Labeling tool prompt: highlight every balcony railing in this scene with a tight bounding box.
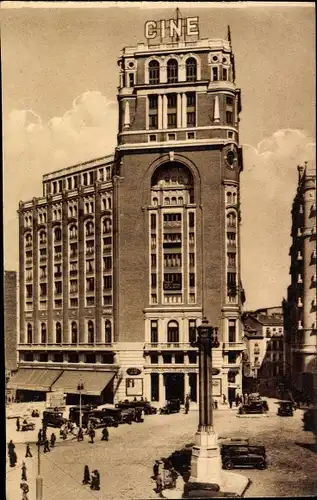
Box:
[18,342,114,351]
[144,342,197,350]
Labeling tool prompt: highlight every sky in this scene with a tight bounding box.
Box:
[1,1,316,310]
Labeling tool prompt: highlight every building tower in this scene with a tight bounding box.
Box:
[284,162,317,401]
[114,15,245,404]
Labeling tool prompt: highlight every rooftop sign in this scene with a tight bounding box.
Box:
[145,16,199,42]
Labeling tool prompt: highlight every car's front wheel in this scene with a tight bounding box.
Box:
[223,460,234,470]
[257,461,267,470]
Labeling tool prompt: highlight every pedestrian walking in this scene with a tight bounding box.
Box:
[82,465,90,485]
[222,394,227,405]
[155,472,163,493]
[50,433,56,448]
[184,394,190,414]
[20,482,29,500]
[9,450,17,467]
[153,460,159,480]
[95,470,100,491]
[170,468,178,488]
[101,427,109,441]
[235,393,240,407]
[25,444,32,458]
[16,417,20,432]
[89,428,95,444]
[42,427,47,441]
[77,427,84,441]
[8,440,15,456]
[37,429,42,444]
[90,470,97,490]
[229,399,233,409]
[43,438,50,453]
[21,461,27,481]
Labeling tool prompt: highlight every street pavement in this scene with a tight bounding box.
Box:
[6,399,317,499]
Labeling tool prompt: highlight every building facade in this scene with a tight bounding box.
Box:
[11,15,245,405]
[4,271,18,375]
[283,163,317,402]
[242,307,284,396]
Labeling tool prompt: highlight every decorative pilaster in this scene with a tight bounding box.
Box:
[213,96,220,124]
[123,100,130,130]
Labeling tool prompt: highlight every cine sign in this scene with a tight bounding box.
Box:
[145,17,199,40]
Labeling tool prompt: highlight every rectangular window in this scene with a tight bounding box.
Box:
[164,254,182,267]
[228,352,237,364]
[73,175,78,188]
[55,281,62,294]
[149,114,158,129]
[189,253,195,266]
[188,351,197,364]
[89,171,94,184]
[40,283,47,297]
[228,320,236,343]
[151,254,157,267]
[227,232,236,246]
[163,213,182,223]
[223,68,228,81]
[187,112,196,127]
[167,133,176,141]
[226,110,233,125]
[67,178,72,190]
[129,73,134,87]
[104,257,112,270]
[150,320,158,344]
[99,168,104,181]
[189,273,195,287]
[86,260,94,273]
[83,173,88,186]
[167,113,177,128]
[103,295,112,306]
[151,213,156,229]
[105,167,112,181]
[228,253,236,267]
[187,93,196,107]
[149,95,158,109]
[167,94,177,108]
[150,353,158,364]
[103,276,112,290]
[163,273,182,290]
[149,134,157,142]
[86,297,95,307]
[70,298,78,308]
[189,212,195,227]
[226,96,234,107]
[187,132,195,140]
[151,273,157,287]
[212,67,218,81]
[189,319,196,343]
[86,277,95,292]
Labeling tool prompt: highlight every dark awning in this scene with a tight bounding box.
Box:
[6,369,63,391]
[50,370,117,396]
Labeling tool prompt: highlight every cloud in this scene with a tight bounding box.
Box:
[241,128,315,309]
[3,91,118,271]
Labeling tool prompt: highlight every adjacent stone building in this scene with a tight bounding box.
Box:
[4,270,18,380]
[9,15,246,405]
[283,162,316,402]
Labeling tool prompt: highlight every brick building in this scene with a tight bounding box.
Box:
[9,15,245,405]
[4,270,18,377]
[283,163,316,402]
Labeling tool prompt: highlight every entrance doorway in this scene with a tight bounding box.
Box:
[228,387,236,404]
[165,373,184,403]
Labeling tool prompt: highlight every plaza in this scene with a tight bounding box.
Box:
[6,400,317,499]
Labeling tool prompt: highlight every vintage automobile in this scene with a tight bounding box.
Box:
[302,407,317,433]
[43,410,67,428]
[221,443,267,470]
[159,399,181,415]
[21,418,36,432]
[277,400,294,417]
[238,400,268,415]
[115,399,157,415]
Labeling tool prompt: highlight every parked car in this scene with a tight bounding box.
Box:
[239,400,268,415]
[43,410,66,428]
[115,400,157,415]
[221,444,267,470]
[277,400,294,417]
[303,407,317,433]
[159,399,181,415]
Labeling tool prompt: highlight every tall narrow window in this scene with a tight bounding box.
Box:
[88,321,94,344]
[212,67,218,81]
[129,73,134,87]
[151,320,158,344]
[151,214,156,230]
[228,320,236,343]
[167,59,178,83]
[71,322,78,344]
[186,58,197,82]
[56,322,62,344]
[27,323,32,344]
[148,95,158,130]
[105,320,112,344]
[41,323,47,344]
[187,92,196,127]
[167,93,177,128]
[149,60,160,84]
[167,321,179,343]
[226,96,234,125]
[189,320,196,344]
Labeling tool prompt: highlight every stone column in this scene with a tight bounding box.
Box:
[158,95,163,130]
[184,372,190,399]
[177,93,182,128]
[162,96,167,129]
[159,373,165,404]
[181,93,187,128]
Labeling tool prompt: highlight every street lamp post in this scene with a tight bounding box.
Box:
[36,442,43,500]
[77,381,84,429]
[189,317,222,486]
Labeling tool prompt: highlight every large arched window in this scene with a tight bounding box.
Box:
[167,59,178,83]
[27,323,32,344]
[88,320,94,344]
[56,322,62,344]
[167,320,179,344]
[149,60,160,84]
[105,320,112,344]
[41,323,47,344]
[186,57,197,82]
[71,322,78,344]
